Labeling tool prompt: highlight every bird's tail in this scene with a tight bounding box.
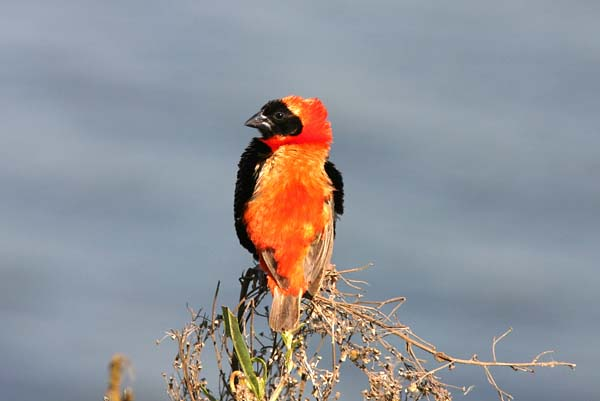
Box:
[269,286,301,332]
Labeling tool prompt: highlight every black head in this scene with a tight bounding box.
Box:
[244,100,303,138]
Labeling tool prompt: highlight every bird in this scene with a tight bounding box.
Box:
[234,95,344,332]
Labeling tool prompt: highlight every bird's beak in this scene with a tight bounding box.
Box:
[245,112,271,130]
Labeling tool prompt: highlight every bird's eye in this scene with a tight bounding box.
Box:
[274,112,285,120]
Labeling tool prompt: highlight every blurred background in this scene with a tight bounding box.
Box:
[2,1,598,400]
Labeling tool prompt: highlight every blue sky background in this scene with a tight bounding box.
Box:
[1,1,598,400]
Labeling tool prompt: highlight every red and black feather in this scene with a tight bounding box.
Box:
[234,138,271,257]
[234,143,344,258]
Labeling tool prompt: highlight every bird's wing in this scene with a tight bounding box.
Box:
[259,249,289,291]
[304,199,336,296]
[324,160,344,237]
[234,138,272,257]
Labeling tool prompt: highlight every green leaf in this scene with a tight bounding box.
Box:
[198,383,218,401]
[222,307,264,399]
[281,331,295,373]
[252,356,268,389]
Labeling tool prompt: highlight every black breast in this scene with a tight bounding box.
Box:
[234,138,272,257]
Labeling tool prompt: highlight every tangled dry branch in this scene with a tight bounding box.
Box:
[159,265,575,401]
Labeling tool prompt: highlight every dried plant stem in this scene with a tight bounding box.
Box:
[160,265,575,401]
[104,354,133,401]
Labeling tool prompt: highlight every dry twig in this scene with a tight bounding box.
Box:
[160,265,575,401]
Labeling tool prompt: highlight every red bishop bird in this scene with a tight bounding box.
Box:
[234,95,344,332]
